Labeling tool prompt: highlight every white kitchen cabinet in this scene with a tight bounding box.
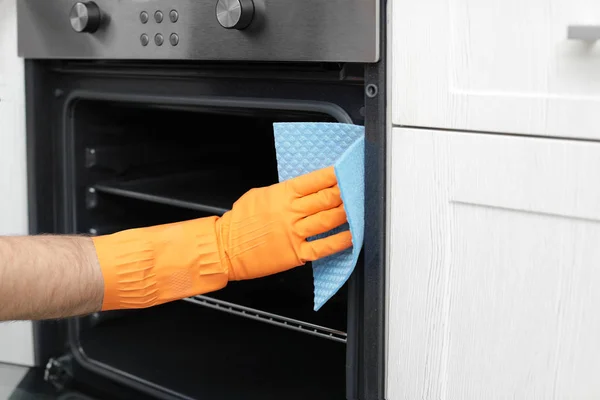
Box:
[391,0,600,139]
[387,127,600,399]
[0,0,35,367]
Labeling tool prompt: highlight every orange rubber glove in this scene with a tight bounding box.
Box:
[92,166,352,311]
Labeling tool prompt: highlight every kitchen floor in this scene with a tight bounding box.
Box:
[0,363,28,399]
[1,363,127,400]
[0,363,92,400]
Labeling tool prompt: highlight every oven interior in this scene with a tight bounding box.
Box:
[68,98,351,399]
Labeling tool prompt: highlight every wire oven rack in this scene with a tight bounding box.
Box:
[183,296,347,343]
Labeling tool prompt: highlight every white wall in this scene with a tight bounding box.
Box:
[0,0,36,367]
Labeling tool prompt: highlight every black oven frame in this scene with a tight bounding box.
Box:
[22,5,387,398]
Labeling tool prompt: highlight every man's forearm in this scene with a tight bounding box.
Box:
[0,167,350,321]
[0,235,103,321]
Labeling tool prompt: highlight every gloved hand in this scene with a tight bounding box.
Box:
[93,166,352,311]
[218,165,351,281]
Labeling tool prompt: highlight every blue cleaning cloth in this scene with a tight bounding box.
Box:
[273,122,365,311]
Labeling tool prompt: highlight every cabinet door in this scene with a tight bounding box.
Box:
[391,0,600,140]
[387,128,600,399]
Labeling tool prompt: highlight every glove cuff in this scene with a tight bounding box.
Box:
[215,211,235,280]
[92,216,229,311]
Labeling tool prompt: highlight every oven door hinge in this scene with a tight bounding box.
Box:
[44,354,74,391]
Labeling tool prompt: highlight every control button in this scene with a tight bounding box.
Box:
[70,1,102,33]
[140,11,149,24]
[154,33,164,46]
[216,0,254,30]
[154,10,163,23]
[140,34,149,46]
[169,10,179,22]
[169,33,179,46]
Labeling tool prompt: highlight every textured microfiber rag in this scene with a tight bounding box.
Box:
[273,122,364,311]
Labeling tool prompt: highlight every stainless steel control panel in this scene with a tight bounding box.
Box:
[17,0,379,62]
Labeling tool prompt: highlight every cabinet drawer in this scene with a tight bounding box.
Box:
[388,128,600,398]
[391,0,600,140]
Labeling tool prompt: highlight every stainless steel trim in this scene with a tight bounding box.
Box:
[183,295,348,343]
[567,25,600,41]
[17,0,379,62]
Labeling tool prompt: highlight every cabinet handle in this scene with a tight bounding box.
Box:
[567,25,600,41]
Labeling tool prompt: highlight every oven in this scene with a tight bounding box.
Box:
[17,1,386,399]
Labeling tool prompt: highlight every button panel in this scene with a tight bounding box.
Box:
[139,8,179,47]
[18,0,379,62]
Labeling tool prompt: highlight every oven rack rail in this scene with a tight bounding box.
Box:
[183,295,347,343]
[89,175,234,216]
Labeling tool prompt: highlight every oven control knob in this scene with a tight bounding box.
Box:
[70,1,102,33]
[216,0,254,30]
